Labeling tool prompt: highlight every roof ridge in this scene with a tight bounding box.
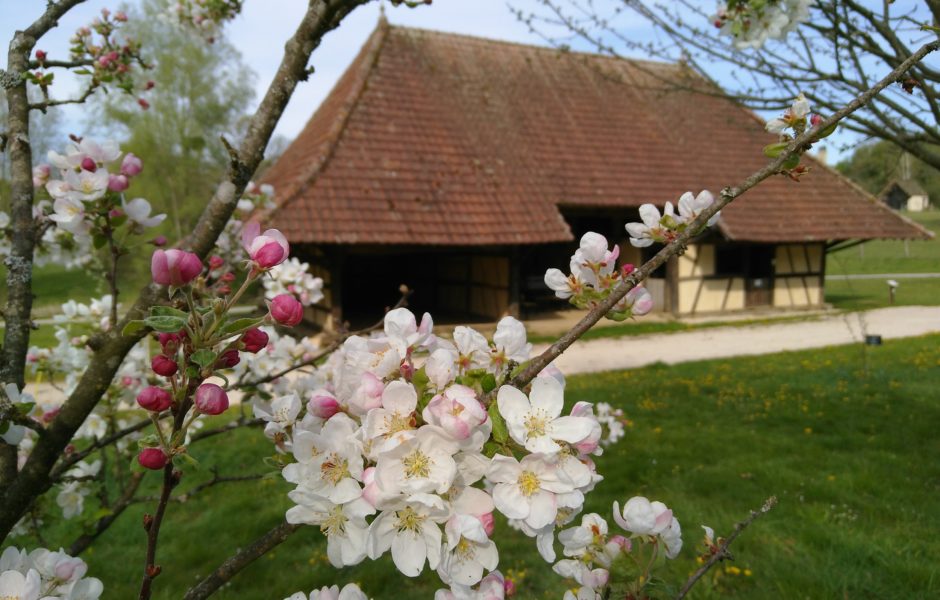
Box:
[385,22,682,69]
[266,20,391,219]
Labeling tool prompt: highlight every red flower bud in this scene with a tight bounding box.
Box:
[151,354,178,377]
[220,272,236,282]
[269,294,303,327]
[145,80,155,90]
[194,383,229,415]
[158,332,180,354]
[621,263,636,276]
[217,285,231,295]
[80,157,97,172]
[36,50,47,63]
[137,386,172,412]
[208,255,224,270]
[308,392,340,419]
[138,448,167,470]
[121,153,143,177]
[241,328,269,353]
[138,98,150,110]
[216,349,240,368]
[151,235,168,247]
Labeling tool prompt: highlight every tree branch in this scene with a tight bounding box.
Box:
[675,496,778,600]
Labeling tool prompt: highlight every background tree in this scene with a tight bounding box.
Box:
[837,140,940,201]
[94,0,256,240]
[516,1,940,171]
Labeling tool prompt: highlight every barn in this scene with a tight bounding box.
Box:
[260,19,931,327]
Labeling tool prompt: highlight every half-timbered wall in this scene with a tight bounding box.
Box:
[773,243,825,307]
[676,245,746,314]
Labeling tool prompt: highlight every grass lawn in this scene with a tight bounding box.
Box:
[17,334,940,599]
[825,277,940,311]
[827,211,940,276]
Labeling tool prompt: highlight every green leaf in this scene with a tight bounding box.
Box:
[92,234,108,249]
[481,373,497,394]
[763,142,789,158]
[782,154,801,171]
[151,306,189,319]
[817,123,838,139]
[122,320,147,337]
[173,452,200,470]
[218,317,265,337]
[488,401,509,444]
[190,349,217,369]
[143,315,187,332]
[73,68,92,75]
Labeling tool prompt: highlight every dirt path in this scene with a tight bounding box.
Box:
[542,306,940,375]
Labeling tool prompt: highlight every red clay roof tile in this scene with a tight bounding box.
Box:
[262,23,931,245]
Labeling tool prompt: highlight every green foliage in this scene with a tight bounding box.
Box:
[836,140,940,201]
[90,0,256,241]
[16,336,940,598]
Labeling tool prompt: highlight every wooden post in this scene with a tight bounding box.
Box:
[508,246,521,318]
[328,247,345,331]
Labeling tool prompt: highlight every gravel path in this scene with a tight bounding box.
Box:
[543,306,940,375]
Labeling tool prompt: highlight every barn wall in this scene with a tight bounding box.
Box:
[676,244,745,314]
[469,255,510,320]
[773,243,824,307]
[908,194,930,211]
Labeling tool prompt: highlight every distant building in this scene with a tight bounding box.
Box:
[879,179,930,212]
[261,20,931,326]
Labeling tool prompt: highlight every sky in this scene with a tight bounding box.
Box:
[0,0,921,164]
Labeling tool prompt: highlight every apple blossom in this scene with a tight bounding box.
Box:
[367,492,449,577]
[422,385,487,442]
[151,249,203,286]
[286,491,374,568]
[374,425,458,498]
[122,197,166,228]
[121,152,143,176]
[496,377,595,454]
[242,221,290,269]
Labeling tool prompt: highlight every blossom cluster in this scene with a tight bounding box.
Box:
[0,546,103,599]
[551,496,683,599]
[285,583,369,600]
[130,220,311,470]
[165,0,243,42]
[251,307,628,597]
[711,0,811,49]
[625,191,721,250]
[763,94,834,180]
[544,232,653,321]
[65,8,152,106]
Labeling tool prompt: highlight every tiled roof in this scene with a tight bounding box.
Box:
[263,22,931,245]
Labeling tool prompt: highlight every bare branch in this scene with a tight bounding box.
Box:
[675,496,778,599]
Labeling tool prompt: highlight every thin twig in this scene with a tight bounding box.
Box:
[675,496,778,599]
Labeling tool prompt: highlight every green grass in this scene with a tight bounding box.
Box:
[828,211,940,275]
[528,314,822,345]
[13,336,940,599]
[825,277,940,311]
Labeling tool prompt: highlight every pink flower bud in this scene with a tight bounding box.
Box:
[361,466,379,507]
[195,383,229,415]
[220,272,236,282]
[115,11,128,22]
[609,534,632,553]
[308,391,340,419]
[151,354,178,377]
[151,249,202,286]
[216,348,240,368]
[269,294,303,327]
[54,556,85,582]
[109,208,123,218]
[208,255,224,270]
[810,113,823,127]
[479,512,495,536]
[151,235,167,247]
[121,153,143,177]
[242,222,289,269]
[138,448,167,470]
[80,157,97,172]
[241,328,269,353]
[137,386,172,411]
[622,263,635,276]
[35,50,47,62]
[504,578,516,597]
[32,164,50,187]
[217,285,231,295]
[108,174,129,192]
